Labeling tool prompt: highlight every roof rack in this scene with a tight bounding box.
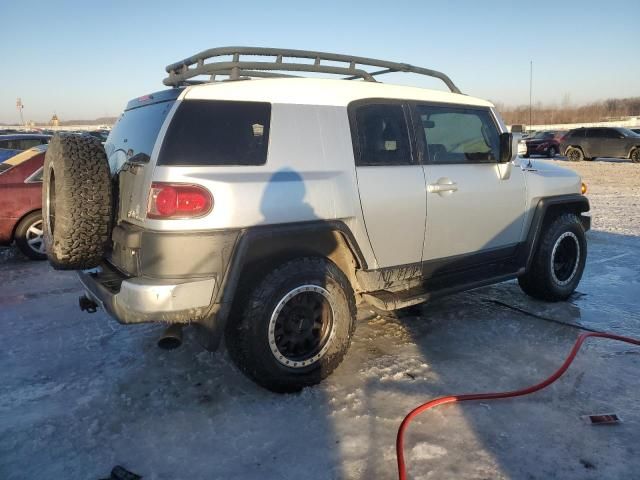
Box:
[163,46,462,94]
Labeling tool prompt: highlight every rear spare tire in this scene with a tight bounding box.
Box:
[42,134,112,270]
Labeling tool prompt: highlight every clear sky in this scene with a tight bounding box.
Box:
[1,0,638,123]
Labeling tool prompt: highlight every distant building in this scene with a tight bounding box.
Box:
[50,113,59,127]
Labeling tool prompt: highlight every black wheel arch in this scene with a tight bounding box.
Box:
[522,194,590,271]
[196,220,365,351]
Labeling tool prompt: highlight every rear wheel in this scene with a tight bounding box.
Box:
[14,211,46,260]
[518,213,587,301]
[566,147,584,162]
[226,257,356,393]
[631,148,640,163]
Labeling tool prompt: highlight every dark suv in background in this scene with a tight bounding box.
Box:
[560,127,640,162]
[523,130,565,158]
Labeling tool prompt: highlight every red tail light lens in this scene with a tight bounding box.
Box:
[147,182,213,219]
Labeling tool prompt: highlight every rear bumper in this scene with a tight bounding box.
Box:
[77,262,216,325]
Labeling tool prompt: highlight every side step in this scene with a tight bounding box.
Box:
[363,286,433,311]
[362,269,524,311]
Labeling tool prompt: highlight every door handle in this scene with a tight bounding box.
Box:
[427,179,458,194]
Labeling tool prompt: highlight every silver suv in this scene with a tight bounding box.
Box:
[42,47,591,392]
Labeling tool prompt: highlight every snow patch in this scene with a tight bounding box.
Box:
[410,442,448,461]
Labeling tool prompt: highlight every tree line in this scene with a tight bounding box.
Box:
[494,97,640,125]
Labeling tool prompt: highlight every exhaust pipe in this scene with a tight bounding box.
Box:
[157,324,183,350]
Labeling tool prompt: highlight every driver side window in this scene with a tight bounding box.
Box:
[416,105,499,164]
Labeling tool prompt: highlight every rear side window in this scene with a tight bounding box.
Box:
[417,105,499,164]
[569,129,585,138]
[159,100,271,166]
[106,100,175,172]
[352,103,412,166]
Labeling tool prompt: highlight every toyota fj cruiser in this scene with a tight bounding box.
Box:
[42,47,590,392]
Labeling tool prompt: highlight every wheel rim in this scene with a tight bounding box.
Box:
[568,148,580,161]
[549,147,556,157]
[550,232,580,286]
[47,168,56,234]
[632,150,640,162]
[268,285,335,368]
[25,219,45,254]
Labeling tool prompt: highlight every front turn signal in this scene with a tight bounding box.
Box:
[581,182,587,195]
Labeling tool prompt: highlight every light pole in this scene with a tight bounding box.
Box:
[16,98,25,127]
[529,61,533,130]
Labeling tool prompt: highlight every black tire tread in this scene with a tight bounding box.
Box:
[226,257,356,393]
[43,134,111,270]
[518,213,586,301]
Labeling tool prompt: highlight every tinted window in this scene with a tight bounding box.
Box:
[353,104,412,166]
[603,129,623,138]
[417,105,499,164]
[27,167,44,182]
[569,129,585,138]
[159,100,270,166]
[106,100,175,173]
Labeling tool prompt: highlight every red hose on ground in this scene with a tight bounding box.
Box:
[396,332,640,480]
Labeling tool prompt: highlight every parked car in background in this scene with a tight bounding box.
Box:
[0,145,47,259]
[523,130,566,158]
[0,134,51,162]
[560,127,640,162]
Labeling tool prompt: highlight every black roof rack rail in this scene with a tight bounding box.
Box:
[163,46,462,94]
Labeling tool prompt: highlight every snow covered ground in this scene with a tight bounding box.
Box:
[1,158,639,479]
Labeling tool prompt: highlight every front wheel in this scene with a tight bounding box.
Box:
[226,257,356,393]
[631,148,640,163]
[547,146,557,158]
[518,213,587,301]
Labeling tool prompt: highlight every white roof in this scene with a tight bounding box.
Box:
[183,78,493,108]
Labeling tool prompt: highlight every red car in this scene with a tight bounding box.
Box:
[0,146,47,259]
[523,130,567,158]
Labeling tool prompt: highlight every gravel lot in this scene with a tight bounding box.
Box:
[1,158,639,480]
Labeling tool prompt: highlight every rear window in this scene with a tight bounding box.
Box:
[158,100,271,166]
[105,100,175,173]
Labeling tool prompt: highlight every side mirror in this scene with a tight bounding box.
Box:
[499,132,514,163]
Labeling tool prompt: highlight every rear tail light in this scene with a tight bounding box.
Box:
[147,182,213,219]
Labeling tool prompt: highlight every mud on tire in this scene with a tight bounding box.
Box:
[226,257,357,393]
[42,134,112,270]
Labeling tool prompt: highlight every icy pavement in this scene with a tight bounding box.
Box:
[1,160,639,479]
